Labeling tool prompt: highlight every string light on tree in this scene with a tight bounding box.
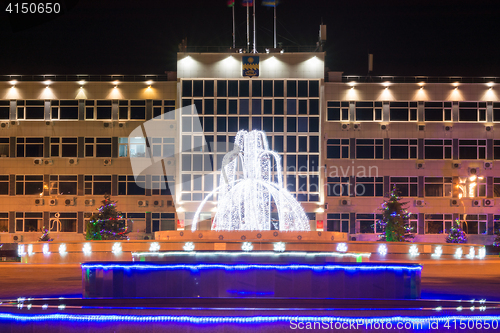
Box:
[85,194,131,241]
[378,187,414,242]
[446,219,468,244]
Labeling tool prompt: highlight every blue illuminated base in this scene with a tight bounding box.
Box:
[82,261,421,299]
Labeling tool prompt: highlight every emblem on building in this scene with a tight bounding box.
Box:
[242,56,259,77]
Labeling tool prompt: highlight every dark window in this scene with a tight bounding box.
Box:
[263,80,273,97]
[356,139,383,159]
[252,80,261,97]
[182,80,192,97]
[239,80,249,97]
[287,80,296,97]
[309,81,319,97]
[274,80,284,97]
[193,80,203,97]
[217,80,227,97]
[298,81,308,97]
[390,177,418,197]
[204,81,214,97]
[327,177,349,197]
[327,139,349,159]
[228,80,238,97]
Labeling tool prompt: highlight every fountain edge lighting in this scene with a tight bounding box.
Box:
[80,263,421,271]
[1,313,500,325]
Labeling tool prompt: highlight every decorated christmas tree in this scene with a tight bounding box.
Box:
[85,195,131,240]
[445,219,468,243]
[378,187,414,242]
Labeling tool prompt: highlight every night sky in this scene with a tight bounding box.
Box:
[1,0,499,76]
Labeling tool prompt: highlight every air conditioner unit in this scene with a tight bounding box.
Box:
[166,200,173,207]
[416,162,425,169]
[33,158,43,165]
[153,200,163,207]
[118,122,126,128]
[10,120,20,126]
[49,199,57,206]
[68,158,78,165]
[485,126,493,132]
[380,124,389,130]
[103,159,112,166]
[45,121,53,126]
[414,199,426,207]
[34,198,44,206]
[452,162,461,169]
[44,159,53,165]
[12,235,23,242]
[450,199,459,207]
[352,123,361,131]
[103,121,113,128]
[418,125,425,131]
[472,200,481,207]
[84,199,95,206]
[339,199,351,206]
[483,199,494,207]
[484,162,493,170]
[64,198,76,206]
[137,200,148,207]
[468,167,479,175]
[0,122,9,128]
[444,125,453,132]
[341,123,350,131]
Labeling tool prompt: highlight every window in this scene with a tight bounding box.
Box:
[424,139,452,159]
[16,137,43,157]
[49,175,77,195]
[355,177,383,196]
[425,214,453,234]
[390,177,418,197]
[494,178,500,197]
[493,140,500,160]
[152,213,176,232]
[0,212,8,232]
[0,138,9,157]
[119,137,128,157]
[424,177,452,197]
[390,139,417,159]
[459,139,486,159]
[494,215,500,234]
[327,101,349,121]
[493,102,500,122]
[357,213,383,233]
[355,101,382,121]
[0,100,9,120]
[16,212,43,232]
[153,100,176,119]
[16,175,43,195]
[327,213,349,232]
[85,138,112,157]
[129,137,146,158]
[119,100,146,120]
[356,139,383,159]
[327,177,350,197]
[50,137,78,157]
[459,102,486,122]
[408,214,418,235]
[18,100,44,120]
[52,100,79,120]
[50,212,77,232]
[152,175,175,195]
[390,101,417,121]
[0,175,8,195]
[118,175,146,195]
[84,175,111,195]
[424,102,452,121]
[459,214,487,235]
[122,213,145,233]
[149,138,175,157]
[85,100,112,120]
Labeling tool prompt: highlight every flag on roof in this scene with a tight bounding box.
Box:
[242,0,253,6]
[227,0,235,7]
[262,0,279,6]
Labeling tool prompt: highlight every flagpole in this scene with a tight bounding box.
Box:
[232,5,235,49]
[274,5,276,48]
[252,0,256,53]
[247,4,250,53]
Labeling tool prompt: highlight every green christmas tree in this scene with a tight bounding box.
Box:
[446,219,468,243]
[85,195,131,240]
[378,187,414,242]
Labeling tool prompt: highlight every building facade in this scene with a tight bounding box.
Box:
[0,52,499,244]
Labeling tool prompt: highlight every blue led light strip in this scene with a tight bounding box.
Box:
[81,263,421,272]
[0,313,499,324]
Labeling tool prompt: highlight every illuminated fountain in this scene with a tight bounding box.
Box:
[192,130,310,232]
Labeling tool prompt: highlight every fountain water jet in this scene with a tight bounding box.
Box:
[191,130,310,232]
